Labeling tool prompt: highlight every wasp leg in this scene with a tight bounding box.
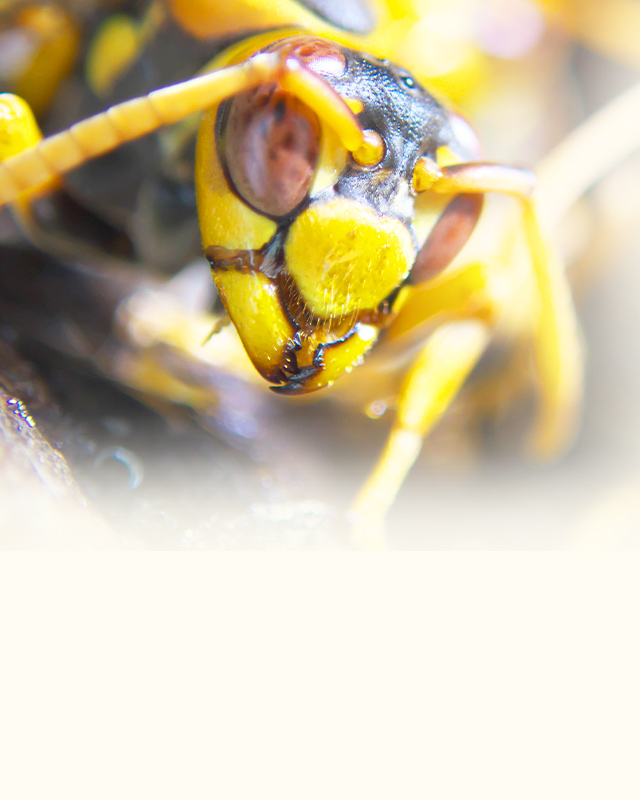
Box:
[520,195,582,458]
[415,158,583,458]
[384,262,496,346]
[0,92,62,243]
[535,79,640,227]
[0,93,120,262]
[350,319,491,548]
[348,159,582,543]
[0,50,363,207]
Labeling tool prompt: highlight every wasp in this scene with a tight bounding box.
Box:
[0,0,638,545]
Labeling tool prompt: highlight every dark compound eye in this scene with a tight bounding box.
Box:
[221,85,321,218]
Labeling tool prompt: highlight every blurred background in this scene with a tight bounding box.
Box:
[1,0,639,548]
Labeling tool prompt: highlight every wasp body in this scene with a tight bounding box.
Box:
[1,0,638,545]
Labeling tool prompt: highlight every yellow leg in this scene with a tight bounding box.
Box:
[521,196,583,457]
[350,319,490,547]
[413,158,583,460]
[0,47,363,207]
[0,94,80,254]
[384,262,496,346]
[349,158,583,544]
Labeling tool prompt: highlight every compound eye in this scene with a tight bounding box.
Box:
[222,86,321,219]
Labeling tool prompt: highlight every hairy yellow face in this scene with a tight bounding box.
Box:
[284,197,415,319]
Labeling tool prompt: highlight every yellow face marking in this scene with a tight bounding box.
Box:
[212,269,295,381]
[285,196,415,319]
[300,323,379,392]
[196,106,277,251]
